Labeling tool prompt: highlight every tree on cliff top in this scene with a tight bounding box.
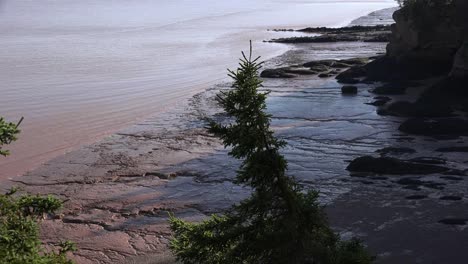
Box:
[0,116,76,264]
[169,43,373,264]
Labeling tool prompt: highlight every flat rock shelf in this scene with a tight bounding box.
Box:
[3,7,468,264]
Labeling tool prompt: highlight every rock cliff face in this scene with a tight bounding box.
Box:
[451,41,468,78]
[356,0,468,82]
[389,0,468,78]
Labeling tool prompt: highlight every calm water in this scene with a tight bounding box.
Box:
[0,0,396,178]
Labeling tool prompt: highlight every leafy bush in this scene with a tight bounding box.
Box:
[169,43,374,264]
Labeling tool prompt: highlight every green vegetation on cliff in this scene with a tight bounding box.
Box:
[169,44,373,264]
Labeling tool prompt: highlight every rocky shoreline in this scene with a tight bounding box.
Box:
[3,5,468,264]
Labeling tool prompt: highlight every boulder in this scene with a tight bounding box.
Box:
[336,66,366,81]
[366,99,388,106]
[341,86,358,94]
[385,101,453,117]
[399,117,468,136]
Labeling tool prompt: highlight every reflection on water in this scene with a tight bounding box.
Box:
[0,0,396,178]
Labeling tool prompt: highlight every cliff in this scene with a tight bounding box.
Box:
[387,0,468,79]
[343,0,468,82]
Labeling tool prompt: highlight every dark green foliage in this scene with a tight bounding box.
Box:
[0,116,75,263]
[0,117,22,156]
[169,43,373,264]
[0,188,75,264]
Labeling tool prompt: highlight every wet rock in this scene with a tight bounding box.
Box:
[340,57,370,66]
[318,73,331,78]
[371,176,389,181]
[406,195,428,200]
[436,146,468,152]
[397,178,446,190]
[270,31,390,44]
[347,156,450,175]
[333,62,352,68]
[371,84,407,95]
[336,66,366,82]
[409,157,446,165]
[298,25,390,34]
[303,60,335,68]
[341,85,358,94]
[403,185,422,191]
[145,172,177,180]
[450,41,468,78]
[397,178,425,186]
[399,117,468,136]
[385,101,453,117]
[440,176,463,181]
[376,147,416,156]
[284,68,317,75]
[439,218,468,226]
[374,96,391,101]
[360,180,375,185]
[309,65,331,73]
[337,78,360,84]
[260,68,296,78]
[366,99,388,106]
[364,55,452,82]
[442,169,467,176]
[440,196,463,201]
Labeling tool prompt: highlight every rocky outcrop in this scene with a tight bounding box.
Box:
[386,3,461,69]
[347,156,450,175]
[260,58,368,79]
[451,41,468,78]
[269,25,391,44]
[340,0,468,83]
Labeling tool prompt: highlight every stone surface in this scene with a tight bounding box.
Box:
[399,117,468,136]
[341,85,358,94]
[347,156,450,175]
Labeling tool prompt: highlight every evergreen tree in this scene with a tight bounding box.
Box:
[0,117,22,157]
[0,116,76,263]
[169,43,373,264]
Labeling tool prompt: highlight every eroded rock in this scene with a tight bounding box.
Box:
[347,156,450,175]
[399,117,468,136]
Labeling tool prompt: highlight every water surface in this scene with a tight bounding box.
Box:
[0,0,396,178]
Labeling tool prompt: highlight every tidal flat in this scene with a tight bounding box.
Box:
[2,5,468,264]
